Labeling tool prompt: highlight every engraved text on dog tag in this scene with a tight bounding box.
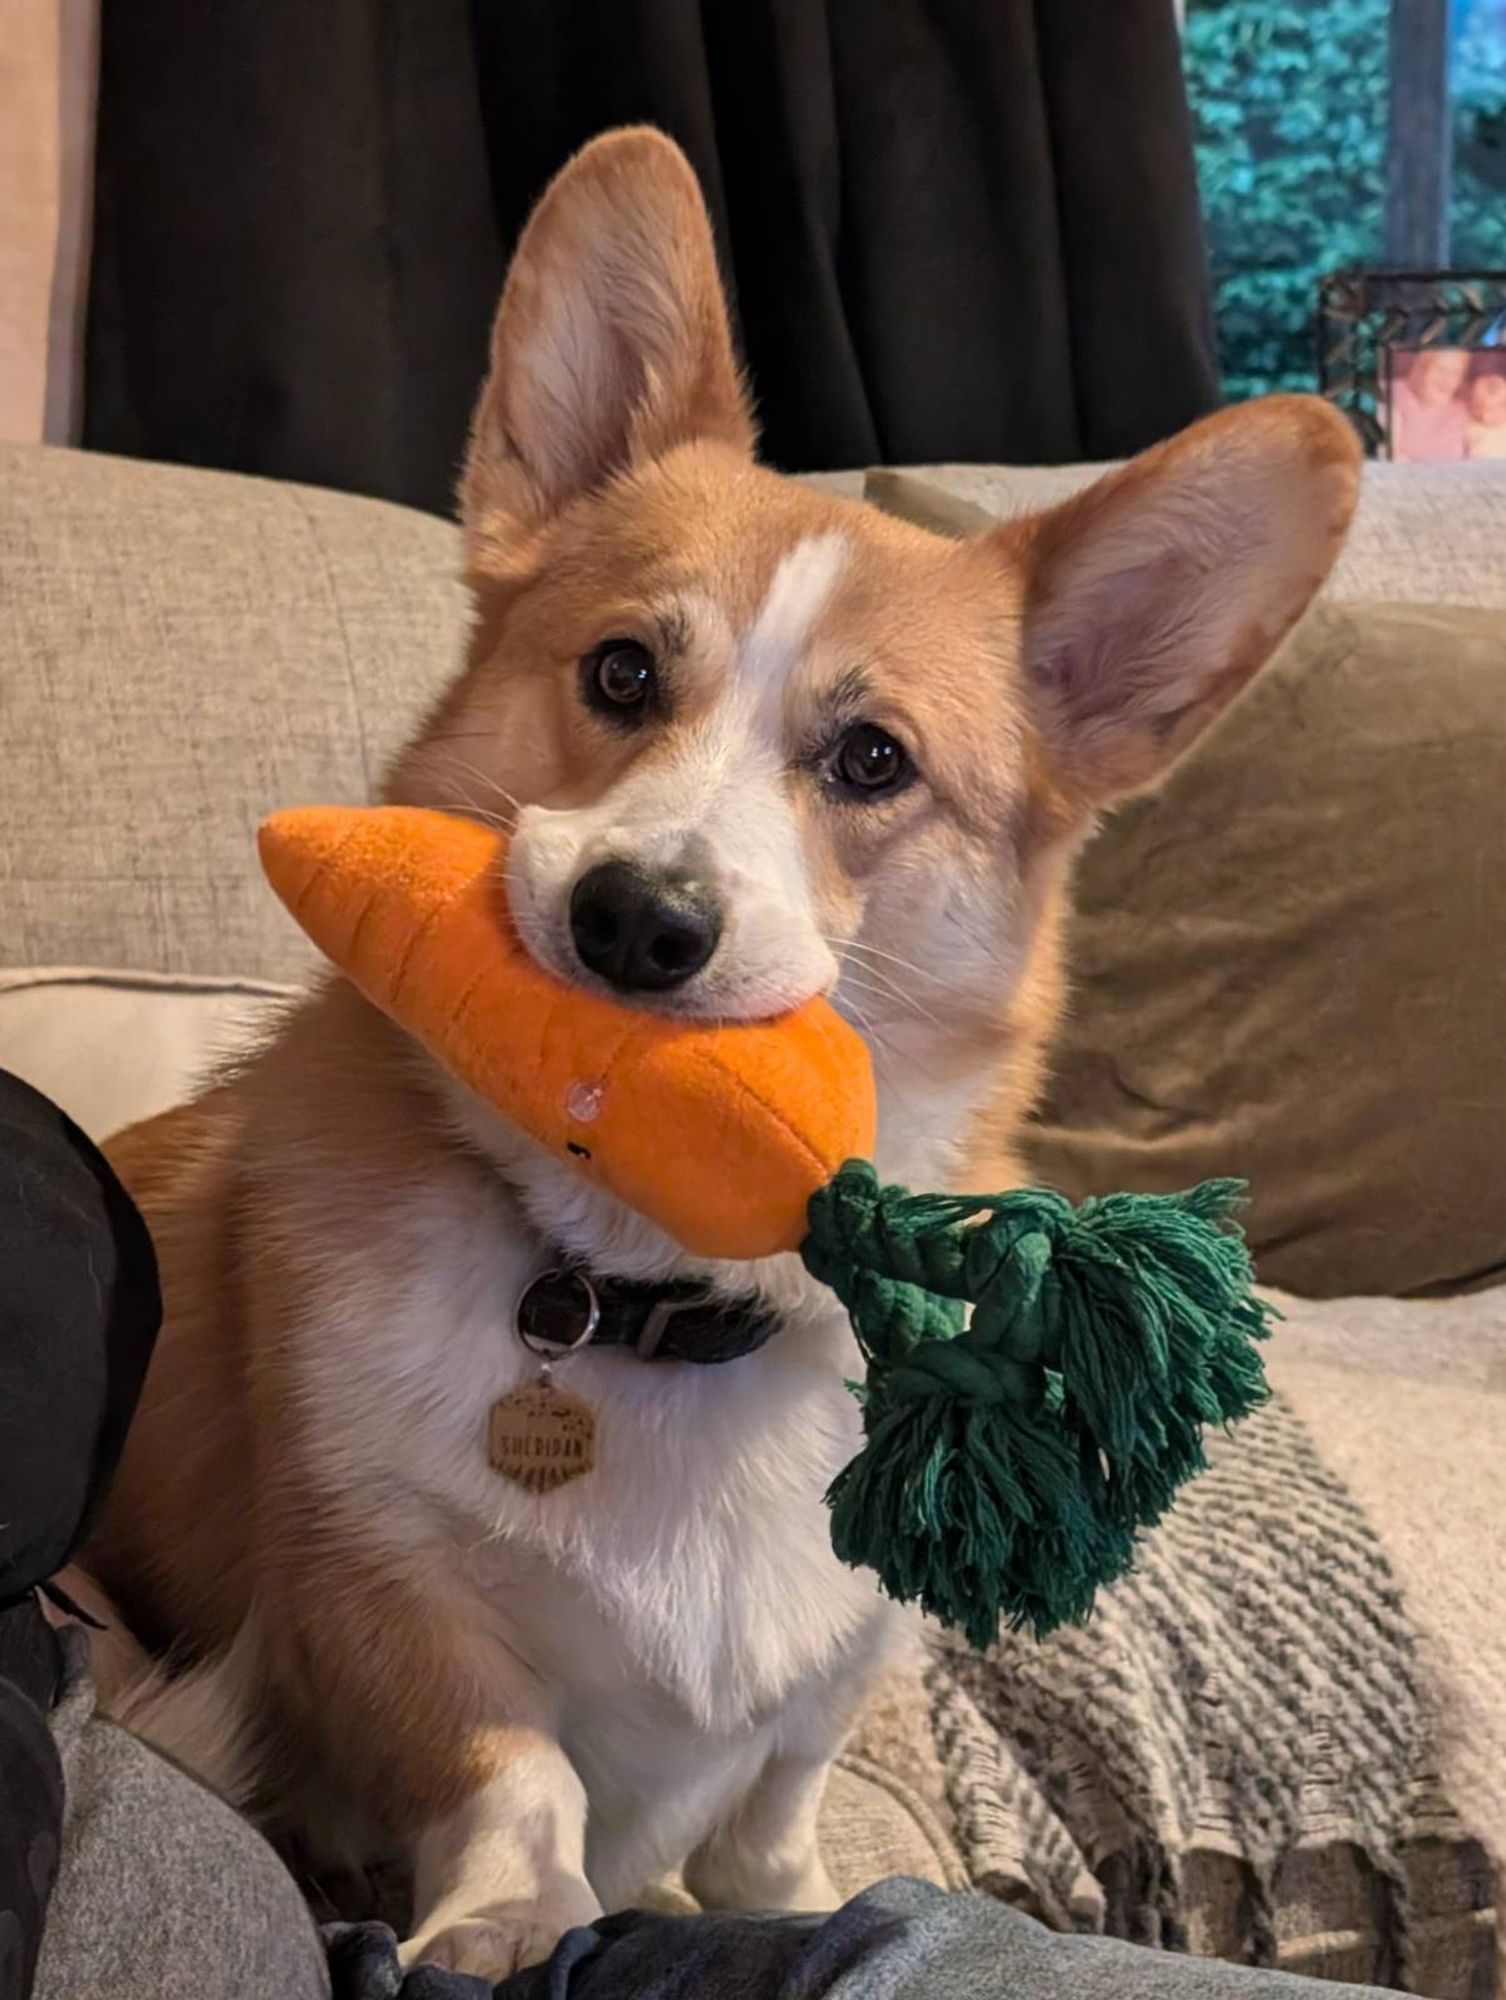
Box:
[488,1381,596,1494]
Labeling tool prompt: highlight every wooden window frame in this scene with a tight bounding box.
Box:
[1387,0,1454,264]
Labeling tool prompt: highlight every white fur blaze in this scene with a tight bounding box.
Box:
[735,532,849,724]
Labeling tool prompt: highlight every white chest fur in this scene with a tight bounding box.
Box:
[290,1167,887,1748]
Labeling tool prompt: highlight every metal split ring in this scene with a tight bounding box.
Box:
[515,1268,602,1358]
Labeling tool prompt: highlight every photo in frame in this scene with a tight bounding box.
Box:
[1318,270,1506,461]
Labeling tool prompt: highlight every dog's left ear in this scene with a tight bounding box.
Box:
[1000,396,1361,805]
[462,126,754,563]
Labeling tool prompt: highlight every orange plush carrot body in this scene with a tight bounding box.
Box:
[257,805,876,1261]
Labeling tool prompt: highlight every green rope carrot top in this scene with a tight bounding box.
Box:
[799,1164,1273,1648]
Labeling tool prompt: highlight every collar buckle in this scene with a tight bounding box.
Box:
[635,1294,709,1361]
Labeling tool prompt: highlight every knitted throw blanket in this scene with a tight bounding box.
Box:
[916,1396,1475,1991]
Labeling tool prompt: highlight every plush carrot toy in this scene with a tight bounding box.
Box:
[259,805,1271,1646]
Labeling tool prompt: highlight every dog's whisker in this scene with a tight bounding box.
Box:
[836,959,944,1031]
[835,969,908,1015]
[833,987,880,1043]
[818,931,945,1007]
[442,755,526,821]
[422,745,524,810]
[421,750,524,831]
[834,971,955,1098]
[830,986,901,1070]
[446,793,513,832]
[856,972,940,1032]
[839,939,944,989]
[418,764,506,823]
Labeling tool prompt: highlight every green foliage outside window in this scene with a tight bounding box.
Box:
[1454,9,1506,265]
[1185,0,1506,401]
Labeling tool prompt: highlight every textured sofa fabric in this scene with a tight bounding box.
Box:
[0,441,1501,1993]
[866,461,1506,609]
[0,443,464,981]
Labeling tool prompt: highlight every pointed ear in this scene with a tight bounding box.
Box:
[460,127,754,561]
[1001,396,1361,806]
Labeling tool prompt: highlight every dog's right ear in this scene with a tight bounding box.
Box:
[461,127,754,565]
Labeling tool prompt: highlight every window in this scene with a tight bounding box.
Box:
[1185,0,1506,398]
[1454,0,1506,266]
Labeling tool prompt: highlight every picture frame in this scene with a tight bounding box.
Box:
[1317,269,1506,460]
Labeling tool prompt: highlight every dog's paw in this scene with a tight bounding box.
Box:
[402,1912,559,1979]
[402,1886,603,1979]
[775,1854,841,1914]
[687,1846,840,1916]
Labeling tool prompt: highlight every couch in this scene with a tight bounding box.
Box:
[1,440,1501,1995]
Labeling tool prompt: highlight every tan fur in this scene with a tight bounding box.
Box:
[96,991,553,1827]
[84,127,1359,1977]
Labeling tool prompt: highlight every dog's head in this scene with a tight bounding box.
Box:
[391,128,1357,1192]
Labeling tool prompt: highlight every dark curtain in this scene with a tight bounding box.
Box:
[84,0,1218,517]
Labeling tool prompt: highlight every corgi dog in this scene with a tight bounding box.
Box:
[84,127,1359,1979]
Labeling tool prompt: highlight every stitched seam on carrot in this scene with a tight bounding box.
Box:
[576,1002,641,1114]
[281,812,366,924]
[388,874,486,1013]
[697,1049,831,1182]
[342,884,382,985]
[445,953,499,1049]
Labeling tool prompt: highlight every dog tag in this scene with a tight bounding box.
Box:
[488,1380,596,1494]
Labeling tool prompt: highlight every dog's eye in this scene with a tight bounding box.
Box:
[830,723,911,798]
[583,639,657,722]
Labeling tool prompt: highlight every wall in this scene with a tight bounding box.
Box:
[0,0,97,444]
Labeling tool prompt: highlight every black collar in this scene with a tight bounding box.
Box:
[516,1263,782,1366]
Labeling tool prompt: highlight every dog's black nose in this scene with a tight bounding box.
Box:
[569,859,722,993]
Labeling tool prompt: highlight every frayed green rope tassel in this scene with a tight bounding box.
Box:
[801,1163,1274,1648]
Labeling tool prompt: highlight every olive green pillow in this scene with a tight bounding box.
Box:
[1027,601,1506,1298]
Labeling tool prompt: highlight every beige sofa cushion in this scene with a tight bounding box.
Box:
[0,442,466,981]
[867,460,1506,609]
[1024,601,1506,1299]
[861,475,1506,1299]
[0,967,294,1139]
